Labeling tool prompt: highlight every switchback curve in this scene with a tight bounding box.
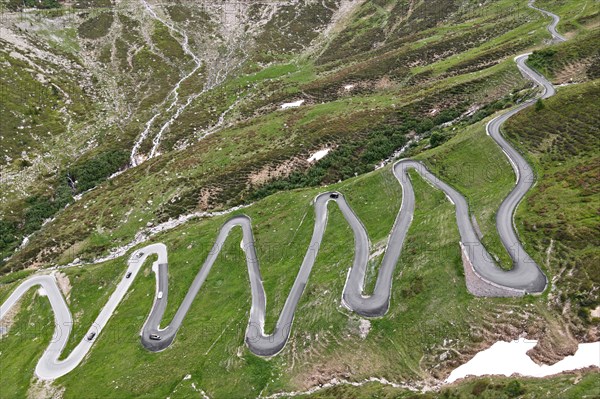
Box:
[0,0,562,380]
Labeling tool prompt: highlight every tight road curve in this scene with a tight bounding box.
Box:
[0,0,564,380]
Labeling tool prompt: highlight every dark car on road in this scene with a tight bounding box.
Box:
[149,334,161,341]
[329,193,339,199]
[126,272,132,278]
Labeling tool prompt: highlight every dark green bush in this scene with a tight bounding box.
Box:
[67,149,129,193]
[77,12,114,40]
[0,220,19,253]
[505,380,526,397]
[535,99,545,111]
[6,0,61,10]
[429,131,446,148]
[527,48,558,77]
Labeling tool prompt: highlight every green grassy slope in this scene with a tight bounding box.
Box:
[1,1,599,398]
[536,0,600,35]
[2,58,533,273]
[528,0,600,84]
[3,0,599,271]
[2,92,598,396]
[505,80,600,330]
[527,28,600,83]
[0,0,556,269]
[0,166,470,398]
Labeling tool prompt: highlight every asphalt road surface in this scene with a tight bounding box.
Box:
[528,0,567,42]
[0,0,564,380]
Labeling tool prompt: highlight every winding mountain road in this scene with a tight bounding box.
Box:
[528,0,567,42]
[0,1,566,380]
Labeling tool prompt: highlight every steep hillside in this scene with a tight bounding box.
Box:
[0,0,357,262]
[1,82,598,397]
[506,80,600,344]
[0,0,599,398]
[2,0,566,269]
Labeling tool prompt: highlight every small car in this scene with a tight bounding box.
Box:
[149,334,161,341]
[329,193,339,199]
[86,332,96,341]
[126,272,132,279]
[157,291,163,299]
[137,252,144,258]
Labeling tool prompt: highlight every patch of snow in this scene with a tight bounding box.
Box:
[307,148,331,162]
[446,338,600,383]
[591,306,600,319]
[343,84,355,91]
[37,287,47,297]
[280,99,304,109]
[19,235,30,249]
